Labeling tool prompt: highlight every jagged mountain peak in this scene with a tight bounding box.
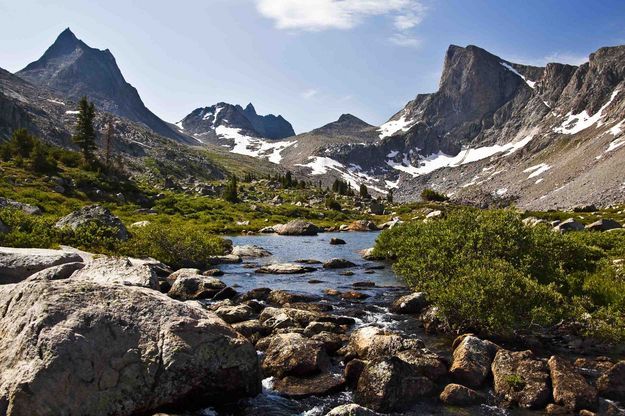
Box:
[180,101,295,140]
[17,29,191,144]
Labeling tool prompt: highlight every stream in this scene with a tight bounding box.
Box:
[178,232,557,416]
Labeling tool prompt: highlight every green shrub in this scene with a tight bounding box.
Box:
[121,222,227,269]
[420,188,449,202]
[325,197,342,211]
[0,209,57,248]
[57,222,123,254]
[374,208,623,339]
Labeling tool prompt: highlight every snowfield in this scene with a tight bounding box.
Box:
[386,134,536,177]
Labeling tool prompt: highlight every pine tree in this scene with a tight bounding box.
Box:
[223,175,239,203]
[387,189,394,203]
[359,184,369,198]
[73,97,97,164]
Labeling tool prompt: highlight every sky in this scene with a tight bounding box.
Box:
[1,0,625,133]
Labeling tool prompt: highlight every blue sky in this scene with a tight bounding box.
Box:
[1,0,625,133]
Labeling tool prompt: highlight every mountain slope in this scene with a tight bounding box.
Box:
[286,44,625,209]
[16,28,192,144]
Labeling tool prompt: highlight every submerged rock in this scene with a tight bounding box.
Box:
[323,258,357,269]
[256,263,317,274]
[55,205,128,240]
[330,238,346,245]
[492,349,551,409]
[0,280,261,415]
[0,247,84,284]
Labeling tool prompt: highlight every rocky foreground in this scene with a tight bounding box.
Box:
[0,239,624,416]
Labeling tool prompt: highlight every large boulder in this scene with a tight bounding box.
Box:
[261,333,330,378]
[0,280,261,415]
[395,349,448,381]
[55,205,128,240]
[355,356,435,412]
[256,263,317,274]
[0,197,42,215]
[71,256,160,290]
[276,220,319,236]
[449,334,498,388]
[553,218,584,233]
[389,292,428,314]
[346,326,424,360]
[231,245,272,258]
[167,275,226,301]
[597,361,625,401]
[491,349,551,409]
[586,219,622,231]
[548,355,597,412]
[347,220,378,232]
[0,247,84,284]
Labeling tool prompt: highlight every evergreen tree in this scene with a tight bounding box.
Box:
[359,184,369,198]
[30,141,57,174]
[387,189,394,203]
[73,97,97,164]
[223,175,239,203]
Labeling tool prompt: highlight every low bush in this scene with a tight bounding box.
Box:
[121,222,227,269]
[420,188,449,202]
[374,208,625,340]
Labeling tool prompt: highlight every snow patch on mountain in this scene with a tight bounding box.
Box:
[296,156,386,193]
[524,163,551,179]
[554,90,620,135]
[386,134,536,177]
[500,62,537,89]
[215,126,295,163]
[379,113,416,138]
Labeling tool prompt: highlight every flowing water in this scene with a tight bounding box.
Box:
[177,232,544,416]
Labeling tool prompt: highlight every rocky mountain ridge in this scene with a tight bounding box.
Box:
[3,28,625,208]
[282,44,625,209]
